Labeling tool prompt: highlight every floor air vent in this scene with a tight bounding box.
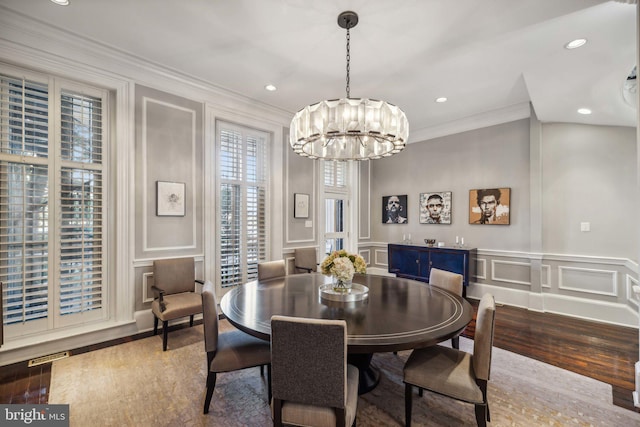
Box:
[28,351,70,367]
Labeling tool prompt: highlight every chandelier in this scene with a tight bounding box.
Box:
[289,11,409,161]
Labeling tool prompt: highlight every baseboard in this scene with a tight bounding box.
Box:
[0,320,138,367]
[469,282,638,328]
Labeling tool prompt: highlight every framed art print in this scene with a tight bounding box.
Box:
[382,195,408,224]
[294,193,310,218]
[469,187,510,225]
[156,181,186,217]
[419,191,452,224]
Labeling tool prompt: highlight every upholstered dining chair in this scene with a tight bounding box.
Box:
[271,315,359,427]
[151,257,204,351]
[201,281,271,414]
[257,259,286,280]
[293,247,318,274]
[429,267,464,349]
[403,293,496,427]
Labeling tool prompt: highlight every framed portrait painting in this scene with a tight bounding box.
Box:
[469,187,510,225]
[156,181,186,216]
[419,191,452,224]
[382,195,408,224]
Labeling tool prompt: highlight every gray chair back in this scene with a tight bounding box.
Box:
[429,267,463,296]
[473,293,496,381]
[201,281,220,354]
[153,257,196,295]
[257,260,286,280]
[271,315,347,409]
[294,247,317,273]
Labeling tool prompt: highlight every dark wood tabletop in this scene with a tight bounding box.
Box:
[220,272,473,354]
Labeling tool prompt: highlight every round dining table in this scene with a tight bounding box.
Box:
[220,272,473,393]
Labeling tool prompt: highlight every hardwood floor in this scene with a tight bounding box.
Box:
[1,301,639,413]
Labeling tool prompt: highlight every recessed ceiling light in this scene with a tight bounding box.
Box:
[565,38,587,49]
[577,108,592,115]
[50,0,70,5]
[435,97,448,103]
[265,84,277,92]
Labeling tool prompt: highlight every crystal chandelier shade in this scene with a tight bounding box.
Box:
[289,11,409,161]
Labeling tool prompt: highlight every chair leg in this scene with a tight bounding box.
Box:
[190,314,194,327]
[260,365,264,376]
[404,383,413,427]
[273,398,283,427]
[153,316,158,335]
[452,336,460,349]
[162,320,168,351]
[203,372,217,414]
[418,387,423,397]
[267,364,272,403]
[474,404,487,427]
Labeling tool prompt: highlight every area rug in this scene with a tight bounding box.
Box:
[49,321,640,426]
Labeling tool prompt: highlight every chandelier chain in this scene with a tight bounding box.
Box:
[346,27,351,98]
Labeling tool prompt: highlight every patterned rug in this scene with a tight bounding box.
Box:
[49,321,640,426]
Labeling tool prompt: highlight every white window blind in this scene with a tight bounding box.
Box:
[0,75,50,327]
[58,91,104,319]
[324,161,347,188]
[0,69,107,336]
[218,123,268,288]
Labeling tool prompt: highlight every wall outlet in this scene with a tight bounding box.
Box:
[305,220,312,228]
[580,222,590,232]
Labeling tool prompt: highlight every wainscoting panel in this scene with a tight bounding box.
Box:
[558,266,618,297]
[359,249,371,266]
[474,258,487,280]
[491,259,532,287]
[375,249,388,268]
[360,243,639,327]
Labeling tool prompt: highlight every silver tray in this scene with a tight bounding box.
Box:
[319,283,369,302]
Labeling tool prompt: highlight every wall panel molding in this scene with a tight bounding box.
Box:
[558,266,618,297]
[491,259,532,286]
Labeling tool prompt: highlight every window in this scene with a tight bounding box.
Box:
[322,161,349,256]
[0,68,108,337]
[218,122,268,288]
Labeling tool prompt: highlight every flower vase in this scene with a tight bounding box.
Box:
[333,277,353,293]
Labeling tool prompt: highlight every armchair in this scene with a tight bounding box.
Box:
[151,257,203,351]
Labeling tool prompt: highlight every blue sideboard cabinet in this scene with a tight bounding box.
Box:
[387,244,476,297]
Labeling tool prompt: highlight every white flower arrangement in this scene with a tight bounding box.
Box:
[320,250,367,282]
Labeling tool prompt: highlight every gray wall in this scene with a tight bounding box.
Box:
[369,119,531,251]
[542,123,638,259]
[134,85,204,311]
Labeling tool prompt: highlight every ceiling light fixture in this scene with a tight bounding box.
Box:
[435,97,448,103]
[265,84,277,92]
[564,38,587,49]
[577,108,592,115]
[289,11,408,161]
[50,0,70,5]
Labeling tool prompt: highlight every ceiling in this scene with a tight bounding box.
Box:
[0,0,636,142]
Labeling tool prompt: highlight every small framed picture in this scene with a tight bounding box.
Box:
[420,191,452,224]
[382,195,408,224]
[156,181,186,217]
[469,188,510,225]
[294,193,309,218]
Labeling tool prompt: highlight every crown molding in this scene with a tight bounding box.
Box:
[408,102,531,144]
[0,7,291,126]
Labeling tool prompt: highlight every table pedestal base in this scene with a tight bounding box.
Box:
[347,353,381,395]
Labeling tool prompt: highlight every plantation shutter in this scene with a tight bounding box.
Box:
[218,123,268,288]
[57,90,104,321]
[0,75,50,329]
[0,68,108,337]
